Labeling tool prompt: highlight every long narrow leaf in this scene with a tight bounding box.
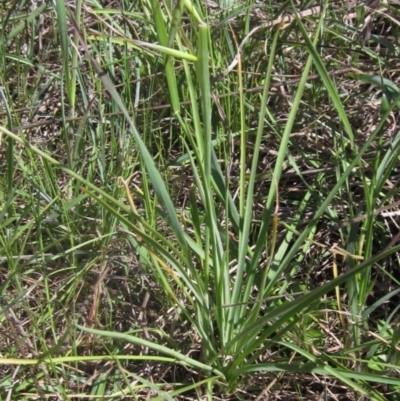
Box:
[76,324,226,379]
[67,11,188,249]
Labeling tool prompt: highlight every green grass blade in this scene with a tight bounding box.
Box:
[293,1,355,146]
[76,324,226,379]
[69,14,188,248]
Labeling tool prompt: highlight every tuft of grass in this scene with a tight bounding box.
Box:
[1,0,400,399]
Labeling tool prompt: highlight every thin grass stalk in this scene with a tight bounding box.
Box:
[70,0,82,111]
[76,324,226,379]
[247,6,323,299]
[183,0,202,23]
[179,144,219,356]
[151,0,181,114]
[233,42,249,330]
[238,52,245,220]
[54,0,71,101]
[54,0,74,168]
[236,26,282,329]
[5,3,47,42]
[174,48,214,313]
[78,186,208,300]
[226,241,400,368]
[233,7,374,358]
[176,18,230,350]
[196,23,229,361]
[0,128,197,288]
[229,16,316,337]
[78,32,188,249]
[210,148,241,232]
[167,0,185,49]
[181,133,231,348]
[196,24,213,295]
[292,1,355,146]
[0,89,14,193]
[263,104,397,299]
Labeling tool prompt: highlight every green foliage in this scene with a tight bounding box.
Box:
[1,0,400,399]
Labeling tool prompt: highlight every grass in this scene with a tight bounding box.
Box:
[1,0,400,399]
